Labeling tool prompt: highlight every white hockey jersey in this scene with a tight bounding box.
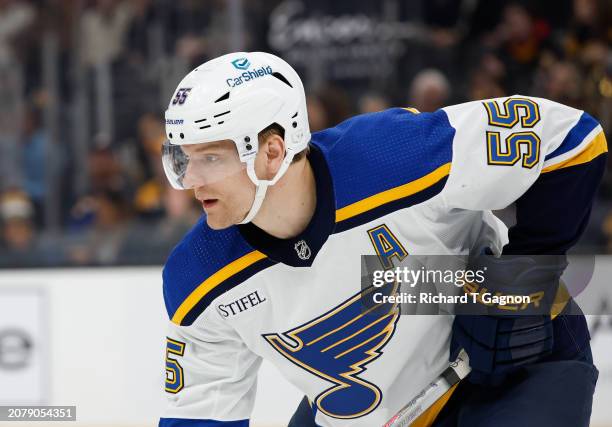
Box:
[160,96,607,427]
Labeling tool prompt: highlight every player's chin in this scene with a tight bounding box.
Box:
[205,211,239,230]
[205,216,233,230]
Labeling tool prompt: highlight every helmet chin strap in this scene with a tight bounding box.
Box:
[239,181,269,224]
[238,153,294,225]
[239,158,270,225]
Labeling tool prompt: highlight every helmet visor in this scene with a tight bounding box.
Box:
[162,140,246,190]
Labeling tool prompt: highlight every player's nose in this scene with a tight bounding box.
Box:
[182,160,202,189]
[182,172,196,190]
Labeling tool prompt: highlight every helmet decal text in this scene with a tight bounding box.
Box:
[226,66,273,88]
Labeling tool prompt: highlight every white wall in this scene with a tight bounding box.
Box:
[0,266,610,426]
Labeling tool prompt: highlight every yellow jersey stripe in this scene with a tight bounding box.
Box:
[171,250,268,325]
[335,163,452,223]
[542,131,608,173]
[403,107,421,114]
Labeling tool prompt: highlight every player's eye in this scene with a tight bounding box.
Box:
[205,154,219,163]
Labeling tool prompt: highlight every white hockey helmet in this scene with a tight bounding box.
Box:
[162,51,311,223]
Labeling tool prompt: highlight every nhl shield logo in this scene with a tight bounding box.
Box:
[294,240,311,260]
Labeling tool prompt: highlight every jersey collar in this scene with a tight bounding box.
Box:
[237,144,336,267]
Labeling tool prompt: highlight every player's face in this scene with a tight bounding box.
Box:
[181,141,255,229]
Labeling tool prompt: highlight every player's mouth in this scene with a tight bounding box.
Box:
[202,199,218,210]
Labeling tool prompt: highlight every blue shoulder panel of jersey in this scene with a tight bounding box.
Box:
[163,216,276,326]
[311,108,455,231]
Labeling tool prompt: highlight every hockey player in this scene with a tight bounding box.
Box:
[159,52,605,426]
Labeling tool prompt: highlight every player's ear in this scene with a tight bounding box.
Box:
[255,134,286,179]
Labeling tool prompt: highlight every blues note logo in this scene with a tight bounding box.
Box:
[263,283,399,419]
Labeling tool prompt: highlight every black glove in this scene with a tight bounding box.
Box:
[450,253,567,386]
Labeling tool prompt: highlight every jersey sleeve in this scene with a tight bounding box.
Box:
[160,308,262,427]
[159,221,265,426]
[440,95,608,254]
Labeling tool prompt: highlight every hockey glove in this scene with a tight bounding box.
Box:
[450,253,567,386]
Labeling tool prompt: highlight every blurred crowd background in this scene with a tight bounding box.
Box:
[0,0,610,267]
